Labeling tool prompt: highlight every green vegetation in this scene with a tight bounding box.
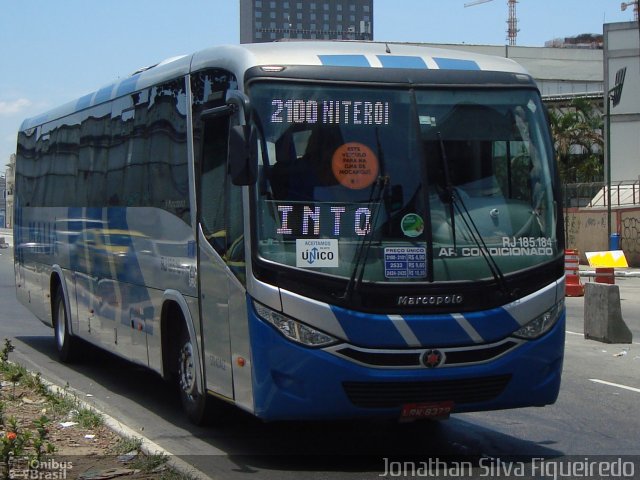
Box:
[547,97,604,184]
[0,339,194,480]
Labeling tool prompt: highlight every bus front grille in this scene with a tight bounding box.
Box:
[342,374,511,408]
[330,340,520,369]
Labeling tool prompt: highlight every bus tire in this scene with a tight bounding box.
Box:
[177,327,212,425]
[53,288,78,363]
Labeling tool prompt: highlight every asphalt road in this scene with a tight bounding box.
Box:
[1,245,639,479]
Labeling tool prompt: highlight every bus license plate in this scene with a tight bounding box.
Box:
[401,401,454,419]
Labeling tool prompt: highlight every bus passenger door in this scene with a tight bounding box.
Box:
[197,115,236,400]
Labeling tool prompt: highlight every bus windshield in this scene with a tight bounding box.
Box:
[251,82,558,282]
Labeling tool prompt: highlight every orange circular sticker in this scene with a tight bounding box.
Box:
[331,142,379,190]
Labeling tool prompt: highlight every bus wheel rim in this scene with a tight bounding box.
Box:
[178,341,197,397]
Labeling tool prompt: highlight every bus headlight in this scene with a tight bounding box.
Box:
[253,301,338,347]
[513,300,564,339]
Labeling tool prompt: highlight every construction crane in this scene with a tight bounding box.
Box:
[620,1,639,21]
[464,0,519,46]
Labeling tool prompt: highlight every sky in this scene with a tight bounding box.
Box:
[0,0,635,170]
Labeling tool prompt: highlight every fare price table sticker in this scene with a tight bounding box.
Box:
[384,247,427,279]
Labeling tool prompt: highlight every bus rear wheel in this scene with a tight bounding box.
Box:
[53,289,78,362]
[177,328,212,425]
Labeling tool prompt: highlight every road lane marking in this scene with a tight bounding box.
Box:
[589,378,640,393]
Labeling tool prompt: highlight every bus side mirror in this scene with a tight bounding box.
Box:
[229,124,258,186]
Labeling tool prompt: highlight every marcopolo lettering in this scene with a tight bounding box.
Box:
[397,295,464,306]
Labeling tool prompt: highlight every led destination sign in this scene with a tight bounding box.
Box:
[275,204,373,237]
[271,99,390,126]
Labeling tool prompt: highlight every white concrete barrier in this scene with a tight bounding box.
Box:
[584,283,633,344]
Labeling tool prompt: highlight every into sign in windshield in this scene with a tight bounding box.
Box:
[250,82,558,283]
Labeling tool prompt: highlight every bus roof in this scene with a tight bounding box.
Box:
[20,41,530,131]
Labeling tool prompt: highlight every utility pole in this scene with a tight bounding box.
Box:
[606,67,626,248]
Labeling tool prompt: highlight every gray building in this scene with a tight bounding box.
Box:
[240,0,373,43]
[604,21,640,183]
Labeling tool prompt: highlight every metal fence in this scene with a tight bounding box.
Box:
[563,180,640,209]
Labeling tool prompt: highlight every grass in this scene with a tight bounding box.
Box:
[0,338,196,480]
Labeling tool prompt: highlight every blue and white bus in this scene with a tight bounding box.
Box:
[14,41,565,424]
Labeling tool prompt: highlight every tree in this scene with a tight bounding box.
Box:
[547,97,604,184]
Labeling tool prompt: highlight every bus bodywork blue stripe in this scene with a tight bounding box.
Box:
[76,93,94,111]
[377,55,427,69]
[330,305,522,348]
[115,75,139,97]
[433,57,480,70]
[318,54,370,67]
[94,84,116,104]
[318,55,480,71]
[331,305,406,346]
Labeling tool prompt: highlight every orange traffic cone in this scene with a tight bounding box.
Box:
[565,249,584,297]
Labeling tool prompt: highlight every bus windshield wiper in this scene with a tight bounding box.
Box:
[452,192,511,297]
[340,175,389,301]
[436,137,511,297]
[437,132,457,249]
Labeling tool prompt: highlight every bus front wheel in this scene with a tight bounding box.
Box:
[53,289,78,362]
[177,328,212,425]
